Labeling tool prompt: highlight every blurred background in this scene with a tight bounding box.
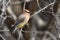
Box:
[0,0,60,40]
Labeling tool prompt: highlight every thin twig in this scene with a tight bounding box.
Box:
[17,28,24,40]
[6,0,11,6]
[7,6,17,21]
[31,0,56,17]
[23,1,26,13]
[37,0,41,9]
[42,31,57,40]
[22,30,44,33]
[12,27,17,33]
[0,34,6,40]
[0,30,9,32]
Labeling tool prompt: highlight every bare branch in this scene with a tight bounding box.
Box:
[31,0,56,17]
[0,34,6,40]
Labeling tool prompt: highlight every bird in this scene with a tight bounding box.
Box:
[13,9,30,33]
[17,9,30,28]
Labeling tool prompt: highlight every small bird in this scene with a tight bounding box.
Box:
[17,9,30,28]
[13,9,30,33]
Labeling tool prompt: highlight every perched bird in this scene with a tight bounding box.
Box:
[17,9,30,28]
[13,9,30,33]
